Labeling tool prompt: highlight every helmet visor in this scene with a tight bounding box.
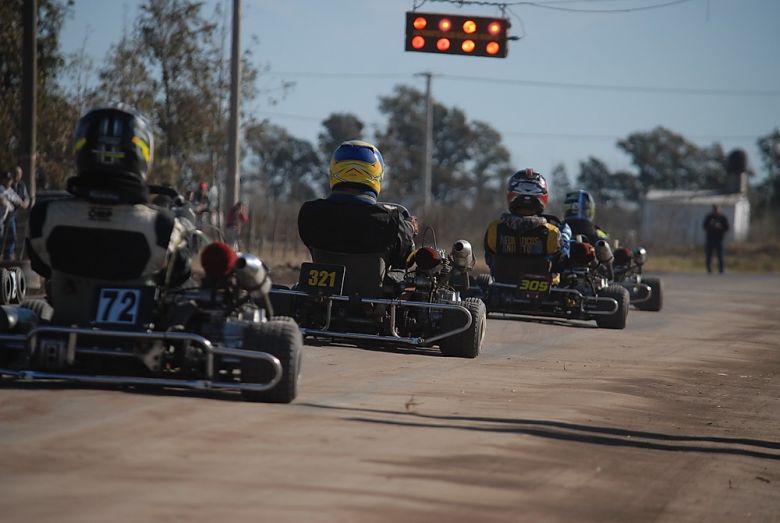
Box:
[333,145,384,168]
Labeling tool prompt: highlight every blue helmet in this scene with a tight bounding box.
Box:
[564,190,595,220]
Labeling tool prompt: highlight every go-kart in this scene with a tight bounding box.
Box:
[0,241,302,403]
[475,240,630,329]
[612,246,663,311]
[270,238,486,358]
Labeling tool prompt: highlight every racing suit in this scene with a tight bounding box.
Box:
[565,217,609,244]
[26,174,190,325]
[484,213,565,282]
[298,191,415,283]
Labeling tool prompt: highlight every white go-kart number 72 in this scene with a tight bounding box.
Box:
[95,288,142,324]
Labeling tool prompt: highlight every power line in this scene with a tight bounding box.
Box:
[254,110,766,142]
[269,71,780,97]
[416,0,696,14]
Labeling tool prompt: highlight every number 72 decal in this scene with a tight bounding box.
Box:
[95,288,142,324]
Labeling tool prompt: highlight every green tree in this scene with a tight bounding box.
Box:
[756,128,780,207]
[617,126,728,196]
[244,122,320,201]
[0,0,77,188]
[375,84,513,206]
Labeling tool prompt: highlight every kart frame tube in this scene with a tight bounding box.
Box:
[488,282,619,317]
[0,326,283,393]
[271,289,472,346]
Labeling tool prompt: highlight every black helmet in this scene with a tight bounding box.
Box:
[73,105,154,181]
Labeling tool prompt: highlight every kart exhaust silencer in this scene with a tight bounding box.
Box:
[451,240,475,270]
[633,247,647,266]
[234,254,272,294]
[594,240,614,264]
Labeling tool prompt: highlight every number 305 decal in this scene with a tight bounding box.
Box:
[307,269,337,288]
[519,279,549,292]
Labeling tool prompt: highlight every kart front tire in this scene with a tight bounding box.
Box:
[635,277,662,312]
[439,297,486,359]
[596,284,629,330]
[241,318,303,403]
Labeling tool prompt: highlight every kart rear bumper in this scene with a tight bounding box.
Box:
[0,325,282,393]
[270,289,472,347]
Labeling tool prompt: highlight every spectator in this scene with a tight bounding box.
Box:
[2,166,31,260]
[703,204,729,274]
[192,181,212,226]
[225,200,249,251]
[1,170,29,258]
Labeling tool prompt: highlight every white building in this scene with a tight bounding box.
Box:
[640,189,750,246]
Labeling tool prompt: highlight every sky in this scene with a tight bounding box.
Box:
[59,0,780,185]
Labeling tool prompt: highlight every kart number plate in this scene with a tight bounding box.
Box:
[518,273,552,299]
[95,288,142,324]
[298,263,345,296]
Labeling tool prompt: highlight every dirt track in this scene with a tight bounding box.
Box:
[1,272,779,522]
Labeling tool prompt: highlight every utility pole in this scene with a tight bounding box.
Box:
[22,0,37,200]
[417,72,433,217]
[226,0,242,213]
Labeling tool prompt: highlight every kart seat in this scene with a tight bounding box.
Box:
[310,249,387,298]
[492,255,552,285]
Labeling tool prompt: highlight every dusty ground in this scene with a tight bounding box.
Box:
[1,272,778,522]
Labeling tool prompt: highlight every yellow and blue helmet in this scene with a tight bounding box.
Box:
[329,140,385,195]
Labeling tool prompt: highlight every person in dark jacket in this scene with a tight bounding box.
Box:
[298,140,416,284]
[26,104,191,324]
[563,190,609,243]
[703,204,729,273]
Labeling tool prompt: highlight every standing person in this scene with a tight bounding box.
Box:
[703,204,729,273]
[0,170,29,258]
[192,181,212,226]
[225,200,249,251]
[2,166,31,260]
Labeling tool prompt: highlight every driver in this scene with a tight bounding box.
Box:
[563,190,614,279]
[484,169,570,276]
[26,104,191,324]
[563,190,609,243]
[297,140,416,284]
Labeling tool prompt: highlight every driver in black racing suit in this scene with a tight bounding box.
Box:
[26,105,191,325]
[298,140,416,288]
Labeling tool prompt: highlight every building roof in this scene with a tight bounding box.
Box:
[644,189,748,205]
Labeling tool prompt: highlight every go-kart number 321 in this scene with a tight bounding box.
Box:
[308,269,337,288]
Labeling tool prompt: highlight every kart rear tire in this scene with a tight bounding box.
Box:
[21,299,54,322]
[595,284,629,330]
[635,277,662,312]
[439,297,486,359]
[240,318,303,403]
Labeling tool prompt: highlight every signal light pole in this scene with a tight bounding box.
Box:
[416,72,434,218]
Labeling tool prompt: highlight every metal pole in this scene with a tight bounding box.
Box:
[226,0,242,212]
[422,72,433,217]
[21,0,37,200]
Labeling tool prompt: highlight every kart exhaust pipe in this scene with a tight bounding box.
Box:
[594,240,614,264]
[451,240,475,271]
[234,254,272,295]
[633,247,647,266]
[0,305,40,333]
